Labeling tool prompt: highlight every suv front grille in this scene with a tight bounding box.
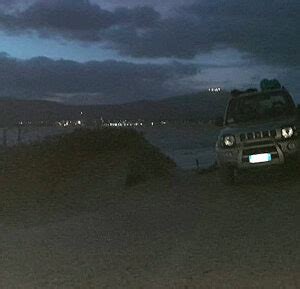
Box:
[243,140,274,147]
[240,129,276,141]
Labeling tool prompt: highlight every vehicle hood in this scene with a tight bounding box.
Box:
[220,116,298,136]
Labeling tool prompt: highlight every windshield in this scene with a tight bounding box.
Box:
[226,92,296,124]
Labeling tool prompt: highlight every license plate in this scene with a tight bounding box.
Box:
[249,153,272,164]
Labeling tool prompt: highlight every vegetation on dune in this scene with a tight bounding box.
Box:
[0,128,175,223]
[1,128,176,187]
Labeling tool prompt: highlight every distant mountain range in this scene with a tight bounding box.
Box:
[0,91,230,126]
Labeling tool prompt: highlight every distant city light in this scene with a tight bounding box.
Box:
[19,118,168,129]
[208,87,221,92]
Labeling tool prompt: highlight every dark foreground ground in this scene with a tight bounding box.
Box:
[0,129,299,288]
[0,167,299,289]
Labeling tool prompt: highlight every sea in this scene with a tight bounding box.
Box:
[140,125,220,170]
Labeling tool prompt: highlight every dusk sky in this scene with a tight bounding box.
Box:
[0,0,299,104]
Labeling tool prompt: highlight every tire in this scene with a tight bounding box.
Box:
[284,156,300,178]
[218,166,235,185]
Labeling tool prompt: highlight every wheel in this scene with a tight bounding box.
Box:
[284,155,300,178]
[218,166,235,185]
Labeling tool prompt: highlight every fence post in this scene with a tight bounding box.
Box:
[17,126,22,144]
[3,128,7,147]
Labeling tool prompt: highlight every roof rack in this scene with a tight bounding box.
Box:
[231,79,284,97]
[231,88,258,97]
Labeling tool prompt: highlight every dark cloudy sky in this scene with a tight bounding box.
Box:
[0,0,299,104]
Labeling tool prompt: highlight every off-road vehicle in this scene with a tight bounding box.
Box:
[216,82,299,184]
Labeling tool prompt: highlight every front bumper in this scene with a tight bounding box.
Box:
[216,138,300,169]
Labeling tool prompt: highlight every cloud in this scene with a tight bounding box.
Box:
[0,52,298,104]
[92,0,196,15]
[184,0,299,66]
[104,17,209,59]
[0,0,298,67]
[0,0,114,42]
[114,6,160,28]
[0,53,198,104]
[0,0,161,41]
[105,0,299,65]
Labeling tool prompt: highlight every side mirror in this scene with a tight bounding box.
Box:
[215,117,224,127]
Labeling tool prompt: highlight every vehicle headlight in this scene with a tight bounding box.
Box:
[223,135,236,147]
[281,127,294,139]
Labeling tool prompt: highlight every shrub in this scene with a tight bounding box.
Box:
[0,128,176,191]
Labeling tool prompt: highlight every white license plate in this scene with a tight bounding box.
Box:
[249,153,272,164]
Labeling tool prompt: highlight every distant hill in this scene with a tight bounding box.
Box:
[158,91,229,120]
[0,91,229,126]
[0,99,76,126]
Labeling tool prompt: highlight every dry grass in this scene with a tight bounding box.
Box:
[0,128,175,225]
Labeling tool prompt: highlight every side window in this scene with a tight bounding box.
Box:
[243,98,258,114]
[259,96,273,111]
[227,98,247,123]
[226,99,238,123]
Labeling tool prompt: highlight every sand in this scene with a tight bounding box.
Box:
[0,168,299,288]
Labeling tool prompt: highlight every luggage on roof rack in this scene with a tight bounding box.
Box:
[231,79,283,97]
[260,79,282,91]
